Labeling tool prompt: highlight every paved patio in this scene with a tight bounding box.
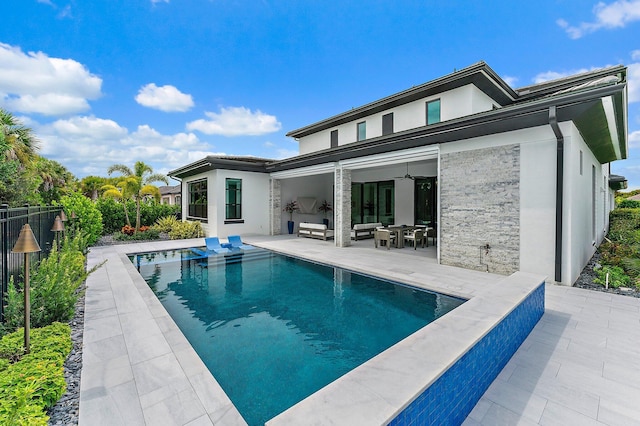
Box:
[78,236,640,425]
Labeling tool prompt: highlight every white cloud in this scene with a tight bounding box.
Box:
[151,0,169,3]
[629,62,640,103]
[557,0,640,39]
[532,68,592,84]
[502,76,519,87]
[629,129,640,148]
[187,106,282,136]
[35,116,214,178]
[135,83,194,112]
[632,50,640,60]
[0,43,101,116]
[275,148,298,159]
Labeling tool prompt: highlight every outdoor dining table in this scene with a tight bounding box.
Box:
[384,225,415,248]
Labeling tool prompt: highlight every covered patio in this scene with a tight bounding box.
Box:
[270,146,439,251]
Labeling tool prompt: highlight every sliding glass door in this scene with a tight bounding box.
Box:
[414,177,437,228]
[351,181,394,226]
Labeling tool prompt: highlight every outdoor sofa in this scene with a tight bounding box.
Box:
[297,222,335,241]
[351,222,383,240]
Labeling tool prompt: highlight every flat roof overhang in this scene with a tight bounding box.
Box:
[268,82,628,173]
[286,62,517,139]
[169,156,270,179]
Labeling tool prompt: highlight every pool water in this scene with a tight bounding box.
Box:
[131,247,465,425]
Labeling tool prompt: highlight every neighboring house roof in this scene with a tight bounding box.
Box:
[159,185,181,196]
[169,62,628,178]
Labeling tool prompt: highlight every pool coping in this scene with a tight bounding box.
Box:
[79,237,545,425]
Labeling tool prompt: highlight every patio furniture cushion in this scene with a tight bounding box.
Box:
[298,223,334,240]
[351,222,383,240]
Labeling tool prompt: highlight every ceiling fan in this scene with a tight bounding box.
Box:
[394,163,427,180]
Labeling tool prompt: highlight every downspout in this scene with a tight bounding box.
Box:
[549,106,563,283]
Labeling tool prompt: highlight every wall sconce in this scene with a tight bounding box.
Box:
[11,224,42,354]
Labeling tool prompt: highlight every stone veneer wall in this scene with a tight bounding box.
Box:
[440,144,520,275]
[334,168,352,247]
[269,178,281,235]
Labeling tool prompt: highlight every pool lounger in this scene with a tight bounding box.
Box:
[228,235,255,250]
[205,237,230,253]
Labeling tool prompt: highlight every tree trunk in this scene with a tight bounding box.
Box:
[135,198,141,232]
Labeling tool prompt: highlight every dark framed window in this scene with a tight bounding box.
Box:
[426,99,441,125]
[331,129,338,148]
[188,179,207,221]
[351,180,395,226]
[357,121,366,141]
[225,178,242,220]
[382,112,394,135]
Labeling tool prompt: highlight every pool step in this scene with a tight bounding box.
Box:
[202,248,273,268]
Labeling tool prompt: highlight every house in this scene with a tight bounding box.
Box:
[159,184,182,205]
[168,61,628,285]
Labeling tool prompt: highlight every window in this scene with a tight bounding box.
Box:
[175,195,181,205]
[382,113,394,135]
[188,179,207,221]
[331,129,338,148]
[426,99,441,125]
[357,121,366,141]
[225,178,242,220]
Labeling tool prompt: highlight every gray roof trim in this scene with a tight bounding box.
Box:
[515,65,626,100]
[267,82,627,172]
[168,156,271,178]
[286,62,518,139]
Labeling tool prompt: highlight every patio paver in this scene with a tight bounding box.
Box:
[78,236,640,425]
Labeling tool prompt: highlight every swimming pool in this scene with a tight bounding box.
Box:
[130,247,465,425]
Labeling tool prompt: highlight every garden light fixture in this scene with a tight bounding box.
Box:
[11,224,41,354]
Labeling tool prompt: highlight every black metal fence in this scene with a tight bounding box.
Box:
[1,204,61,322]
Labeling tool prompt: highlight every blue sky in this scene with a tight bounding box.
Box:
[1,0,639,187]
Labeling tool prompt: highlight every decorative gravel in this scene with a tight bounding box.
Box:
[572,251,640,298]
[47,286,85,425]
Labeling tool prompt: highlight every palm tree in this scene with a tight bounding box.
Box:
[101,180,135,227]
[107,161,169,231]
[81,176,106,200]
[0,108,40,168]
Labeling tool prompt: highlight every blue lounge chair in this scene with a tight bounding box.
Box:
[228,235,254,250]
[205,237,230,253]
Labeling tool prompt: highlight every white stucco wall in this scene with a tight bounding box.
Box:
[519,129,557,282]
[182,170,270,238]
[213,170,271,238]
[298,84,501,155]
[562,123,610,285]
[279,174,334,233]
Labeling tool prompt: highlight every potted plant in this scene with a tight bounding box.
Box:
[318,200,332,227]
[283,200,299,234]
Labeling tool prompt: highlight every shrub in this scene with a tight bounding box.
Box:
[0,323,71,425]
[168,221,204,239]
[58,192,103,246]
[152,215,179,233]
[113,228,160,241]
[617,199,640,209]
[96,198,180,234]
[594,265,631,288]
[121,225,136,236]
[2,235,103,333]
